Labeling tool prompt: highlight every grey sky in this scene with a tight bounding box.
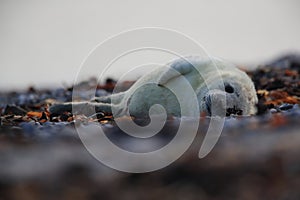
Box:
[0,0,299,90]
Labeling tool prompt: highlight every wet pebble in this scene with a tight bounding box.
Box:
[281,104,300,117]
[270,108,278,113]
[279,103,294,111]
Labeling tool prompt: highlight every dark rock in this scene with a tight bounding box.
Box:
[265,79,285,90]
[3,105,27,115]
[279,103,294,111]
[39,112,48,121]
[59,113,72,121]
[256,101,268,115]
[96,112,105,119]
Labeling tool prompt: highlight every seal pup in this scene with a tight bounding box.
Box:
[50,56,258,117]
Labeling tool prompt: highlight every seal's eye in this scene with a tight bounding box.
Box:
[225,84,234,93]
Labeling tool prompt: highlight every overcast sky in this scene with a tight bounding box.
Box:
[0,0,299,90]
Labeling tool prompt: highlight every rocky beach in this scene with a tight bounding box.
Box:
[0,55,299,200]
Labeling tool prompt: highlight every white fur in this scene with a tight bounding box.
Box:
[50,56,258,117]
[109,56,257,117]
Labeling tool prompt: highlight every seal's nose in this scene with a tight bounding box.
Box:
[226,106,243,116]
[205,91,244,117]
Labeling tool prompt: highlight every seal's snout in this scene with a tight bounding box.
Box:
[226,106,243,116]
[204,90,244,117]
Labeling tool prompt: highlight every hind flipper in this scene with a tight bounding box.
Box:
[91,96,112,103]
[49,102,119,115]
[91,92,125,104]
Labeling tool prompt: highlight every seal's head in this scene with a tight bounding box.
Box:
[200,65,258,116]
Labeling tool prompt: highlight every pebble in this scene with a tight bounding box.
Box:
[270,108,278,113]
[279,103,294,111]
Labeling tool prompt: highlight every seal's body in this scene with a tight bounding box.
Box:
[50,56,258,117]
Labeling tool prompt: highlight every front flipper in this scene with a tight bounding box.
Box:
[158,58,195,86]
